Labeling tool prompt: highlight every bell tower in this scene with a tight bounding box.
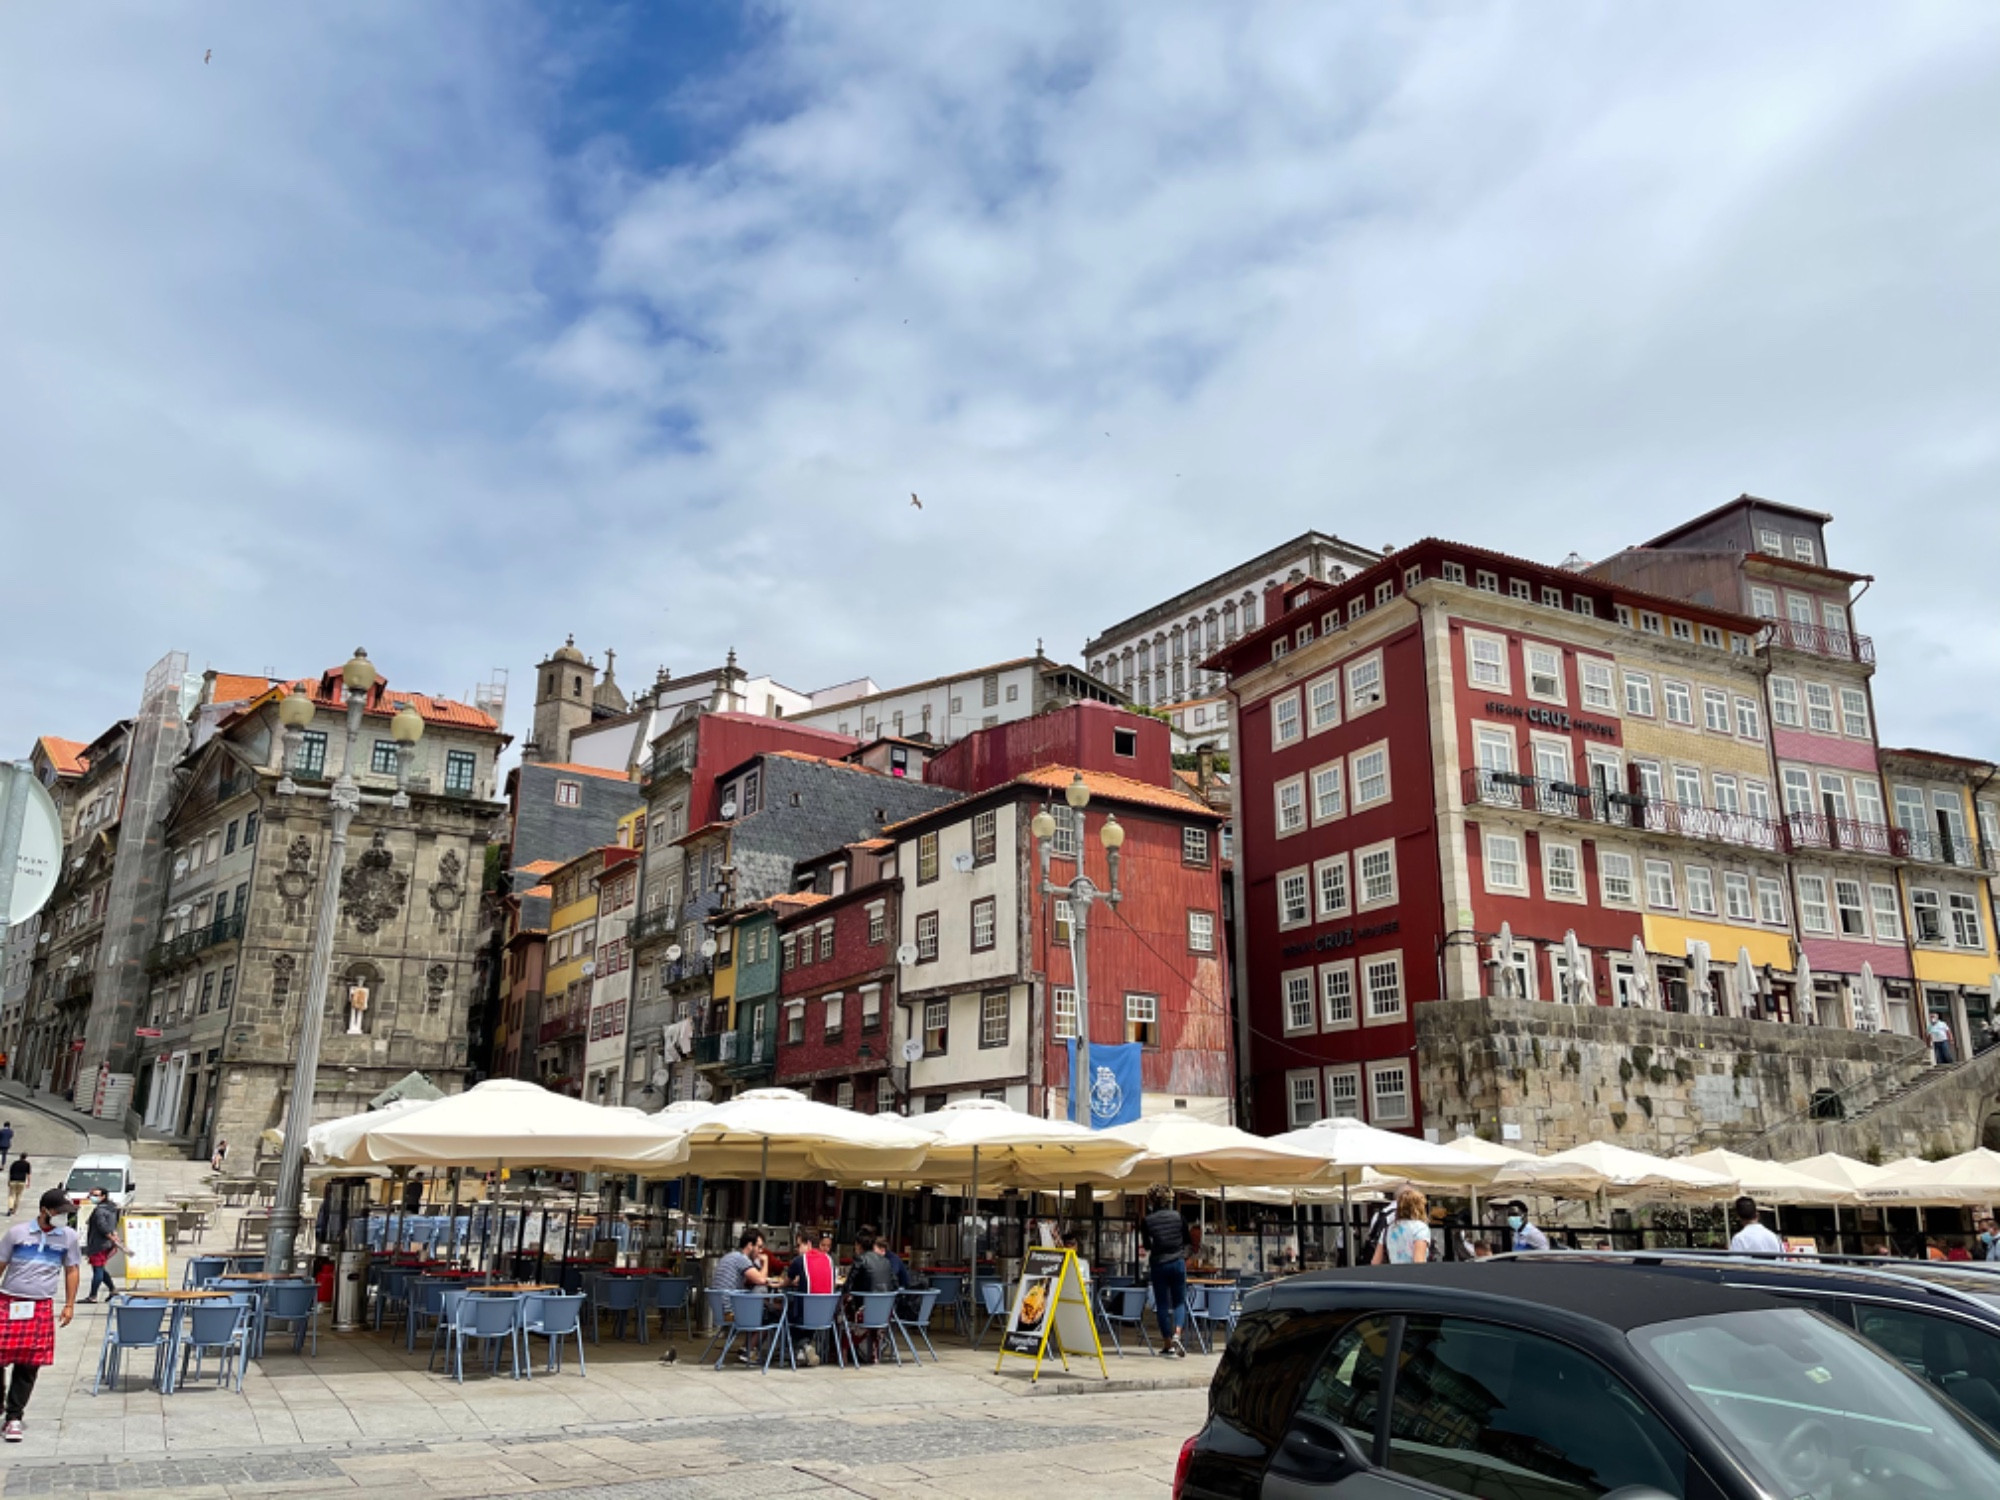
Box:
[527,635,596,764]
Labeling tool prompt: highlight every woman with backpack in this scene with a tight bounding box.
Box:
[1140,1185,1191,1358]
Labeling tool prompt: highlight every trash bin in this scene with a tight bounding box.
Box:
[335,1249,370,1332]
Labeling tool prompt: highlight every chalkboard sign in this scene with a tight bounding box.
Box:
[993,1246,1105,1382]
[121,1215,170,1288]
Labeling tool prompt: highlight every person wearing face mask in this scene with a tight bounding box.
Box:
[1504,1202,1549,1252]
[1977,1212,2000,1263]
[0,1188,82,1443]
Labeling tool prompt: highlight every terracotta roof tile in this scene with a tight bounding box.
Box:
[36,737,89,777]
[208,673,279,705]
[516,859,564,876]
[233,675,501,733]
[524,884,553,899]
[533,762,637,783]
[673,820,731,847]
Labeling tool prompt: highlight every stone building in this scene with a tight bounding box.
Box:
[1,737,89,1077]
[139,663,505,1158]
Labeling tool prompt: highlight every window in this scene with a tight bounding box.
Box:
[1182,826,1210,866]
[1839,687,1870,739]
[1509,579,1531,601]
[1297,625,1316,650]
[1817,772,1849,821]
[444,749,477,794]
[1351,745,1390,808]
[1670,619,1693,642]
[1543,842,1581,900]
[1315,856,1350,920]
[1113,726,1137,757]
[1539,585,1563,609]
[1188,910,1216,953]
[1476,570,1498,593]
[243,809,258,847]
[554,778,581,807]
[923,999,948,1054]
[861,986,882,1032]
[1442,561,1466,584]
[867,903,886,945]
[1307,674,1342,732]
[1348,599,1365,622]
[1283,970,1315,1033]
[1278,870,1310,928]
[1793,535,1818,564]
[1756,876,1787,925]
[1723,871,1754,921]
[982,674,1000,708]
[819,921,836,962]
[1732,697,1761,742]
[217,965,235,1009]
[1310,761,1345,823]
[1272,691,1302,747]
[915,912,939,962]
[1853,779,1885,827]
[1622,672,1654,717]
[779,934,797,972]
[1669,765,1702,809]
[1053,987,1077,1040]
[1287,1072,1320,1128]
[1787,593,1814,626]
[1525,645,1563,703]
[1357,843,1396,908]
[1782,767,1814,816]
[1599,851,1635,905]
[1050,804,1078,858]
[1699,688,1730,734]
[1125,993,1158,1047]
[824,994,844,1040]
[917,831,939,883]
[1484,832,1525,893]
[1868,884,1902,941]
[1712,775,1740,814]
[970,897,996,952]
[1830,878,1866,937]
[1662,679,1694,726]
[1757,527,1785,556]
[1466,631,1508,689]
[1639,610,1663,635]
[1644,859,1677,909]
[1805,682,1836,734]
[1053,897,1073,945]
[1275,776,1306,835]
[1579,658,1615,711]
[1910,887,1945,942]
[1798,875,1833,933]
[291,729,328,778]
[223,820,238,856]
[971,809,997,864]
[1748,586,1779,620]
[1321,962,1356,1030]
[1345,654,1384,714]
[1685,865,1717,916]
[1367,1060,1410,1123]
[1614,604,1633,627]
[1700,625,1723,649]
[1361,955,1404,1025]
[1951,893,1983,949]
[1745,780,1773,822]
[979,991,1009,1047]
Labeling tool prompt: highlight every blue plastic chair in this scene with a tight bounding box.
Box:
[849,1291,901,1366]
[892,1287,942,1363]
[1191,1283,1239,1352]
[520,1293,587,1376]
[93,1297,170,1395]
[1099,1285,1154,1356]
[927,1273,964,1334]
[649,1276,696,1340]
[970,1280,1007,1350]
[184,1256,227,1290]
[591,1276,646,1344]
[698,1287,732,1365]
[176,1298,253,1392]
[409,1277,455,1353]
[374,1266,415,1331]
[260,1280,320,1356]
[231,1258,264,1275]
[452,1294,524,1382]
[426,1287,473,1372]
[717,1290,791,1371]
[789,1292,848,1368]
[1177,1283,1207,1352]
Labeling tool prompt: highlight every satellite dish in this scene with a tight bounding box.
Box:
[951,851,974,874]
[172,855,188,878]
[700,939,718,959]
[665,944,683,963]
[895,943,918,966]
[651,1068,670,1088]
[901,1037,924,1063]
[720,798,738,819]
[580,960,596,977]
[693,1077,715,1101]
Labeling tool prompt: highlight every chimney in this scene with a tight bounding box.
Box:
[1196,741,1216,796]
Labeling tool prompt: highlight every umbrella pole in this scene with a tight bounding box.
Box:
[1220,1185,1228,1274]
[758,1137,769,1230]
[449,1169,461,1266]
[1833,1203,1842,1255]
[1343,1175,1352,1267]
[968,1146,980,1273]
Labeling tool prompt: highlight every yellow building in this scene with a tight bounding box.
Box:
[541,847,612,1094]
[1881,748,2000,1049]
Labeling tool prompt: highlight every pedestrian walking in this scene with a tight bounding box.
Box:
[209,1139,228,1174]
[0,1124,12,1159]
[0,1188,81,1442]
[1139,1184,1191,1358]
[80,1189,124,1303]
[1505,1201,1550,1252]
[5,1156,27,1218]
[1728,1195,1785,1255]
[1929,1015,1956,1065]
[1372,1188,1432,1264]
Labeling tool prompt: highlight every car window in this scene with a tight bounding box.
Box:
[1291,1316,1392,1458]
[1209,1306,1354,1450]
[1853,1303,2000,1432]
[1385,1316,1688,1499]
[64,1168,125,1194]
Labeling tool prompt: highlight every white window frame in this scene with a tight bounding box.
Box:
[1598,850,1636,907]
[1281,969,1317,1035]
[1307,672,1343,734]
[1769,676,1801,728]
[1622,671,1655,718]
[1797,874,1833,934]
[1524,644,1564,704]
[1320,961,1357,1032]
[1579,657,1616,712]
[1911,887,1944,944]
[1723,871,1754,922]
[1274,775,1307,837]
[1701,687,1730,734]
[1483,831,1525,894]
[1756,876,1787,926]
[1310,759,1345,824]
[1662,679,1695,726]
[1839,687,1870,740]
[1286,1071,1321,1128]
[1053,986,1077,1040]
[1188,910,1216,953]
[1366,1059,1412,1126]
[1685,864,1718,917]
[1950,892,1983,950]
[1277,868,1311,930]
[1345,652,1385,716]
[1271,690,1303,748]
[1542,840,1583,902]
[1833,878,1867,939]
[1465,630,1509,691]
[1323,1064,1363,1119]
[1362,952,1405,1027]
[1356,841,1397,911]
[1868,884,1903,942]
[1315,855,1351,921]
[1750,585,1779,617]
[1350,742,1391,809]
[1734,696,1762,740]
[1805,682,1836,735]
[1644,858,1678,911]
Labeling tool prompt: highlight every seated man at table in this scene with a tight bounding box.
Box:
[846,1233,900,1363]
[782,1229,837,1366]
[710,1230,773,1365]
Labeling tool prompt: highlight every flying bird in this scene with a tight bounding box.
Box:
[205,49,212,63]
[910,493,922,510]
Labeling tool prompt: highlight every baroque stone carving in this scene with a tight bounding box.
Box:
[271,953,296,1003]
[426,963,449,1011]
[339,831,408,936]
[277,836,315,925]
[429,848,464,929]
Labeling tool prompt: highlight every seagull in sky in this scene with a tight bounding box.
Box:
[205,49,212,63]
[910,493,922,510]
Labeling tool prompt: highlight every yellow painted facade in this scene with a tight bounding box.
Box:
[1911,946,1998,988]
[545,852,605,1004]
[1642,912,1793,971]
[617,808,644,848]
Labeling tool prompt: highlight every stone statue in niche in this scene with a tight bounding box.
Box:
[277,836,315,925]
[339,830,408,936]
[425,963,449,1011]
[271,953,296,1004]
[346,982,370,1034]
[429,848,464,931]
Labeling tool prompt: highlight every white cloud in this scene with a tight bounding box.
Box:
[5,2,2000,763]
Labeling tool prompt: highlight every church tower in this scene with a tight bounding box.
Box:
[527,636,596,764]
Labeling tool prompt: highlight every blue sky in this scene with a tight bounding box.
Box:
[5,3,2000,760]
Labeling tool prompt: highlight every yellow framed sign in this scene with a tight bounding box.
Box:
[120,1215,170,1289]
[994,1247,1107,1382]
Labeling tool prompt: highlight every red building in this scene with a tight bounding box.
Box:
[772,841,901,1110]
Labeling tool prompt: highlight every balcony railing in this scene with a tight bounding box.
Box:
[538,1009,585,1045]
[691,1032,723,1067]
[630,907,680,946]
[663,955,715,988]
[1463,771,1785,853]
[643,741,694,785]
[1898,827,1980,869]
[1764,619,1875,665]
[724,1014,778,1078]
[1783,814,1909,859]
[144,911,247,973]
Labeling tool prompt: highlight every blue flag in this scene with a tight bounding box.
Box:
[1066,1039,1142,1129]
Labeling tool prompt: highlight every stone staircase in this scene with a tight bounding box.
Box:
[1751,1043,2000,1162]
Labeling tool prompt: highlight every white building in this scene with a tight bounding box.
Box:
[1083,531,1379,709]
[787,653,1122,746]
[564,652,814,778]
[1157,694,1232,757]
[582,853,639,1105]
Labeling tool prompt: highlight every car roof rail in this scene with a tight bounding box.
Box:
[1488,1248,1997,1313]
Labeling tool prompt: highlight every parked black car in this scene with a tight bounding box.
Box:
[1175,1261,2000,1500]
[1505,1251,2000,1431]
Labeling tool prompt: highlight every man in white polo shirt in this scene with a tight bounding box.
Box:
[1728,1195,1785,1257]
[0,1188,82,1442]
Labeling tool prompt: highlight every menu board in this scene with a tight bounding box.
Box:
[994,1247,1105,1382]
[121,1215,170,1289]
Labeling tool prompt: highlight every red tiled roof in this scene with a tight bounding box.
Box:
[516,859,563,877]
[533,762,636,783]
[208,673,279,705]
[232,672,499,733]
[1880,746,1992,771]
[674,820,730,847]
[524,884,553,901]
[36,737,89,777]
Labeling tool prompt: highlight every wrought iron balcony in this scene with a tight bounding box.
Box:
[144,912,247,973]
[643,740,695,785]
[538,1009,585,1045]
[662,955,714,989]
[723,1013,778,1079]
[60,971,94,1002]
[1461,770,1785,853]
[691,1031,723,1067]
[1763,619,1875,665]
[1898,826,1979,868]
[1783,814,1909,859]
[630,906,680,946]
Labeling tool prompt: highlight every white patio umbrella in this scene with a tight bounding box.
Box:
[1629,938,1652,1008]
[314,1079,664,1172]
[1789,1153,1890,1193]
[1532,1141,1734,1201]
[1857,962,1882,1033]
[1562,931,1584,1005]
[1795,952,1816,1024]
[1688,940,1713,1017]
[304,1096,439,1163]
[1494,923,1516,998]
[1735,948,1758,1020]
[1079,1114,1332,1191]
[1682,1150,1857,1206]
[1858,1149,2000,1208]
[1269,1116,1501,1264]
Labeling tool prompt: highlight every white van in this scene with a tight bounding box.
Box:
[62,1153,137,1213]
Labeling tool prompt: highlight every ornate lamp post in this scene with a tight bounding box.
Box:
[1031,773,1124,1125]
[266,650,424,1273]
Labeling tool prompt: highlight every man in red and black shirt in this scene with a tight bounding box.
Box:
[0,1188,81,1442]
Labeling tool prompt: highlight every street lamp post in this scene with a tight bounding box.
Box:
[1032,773,1124,1126]
[265,650,424,1274]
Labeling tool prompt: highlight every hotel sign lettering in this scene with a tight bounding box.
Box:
[1482,700,1617,740]
[1282,918,1400,960]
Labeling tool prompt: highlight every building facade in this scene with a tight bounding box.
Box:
[787,653,1123,745]
[582,835,641,1103]
[772,843,900,1111]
